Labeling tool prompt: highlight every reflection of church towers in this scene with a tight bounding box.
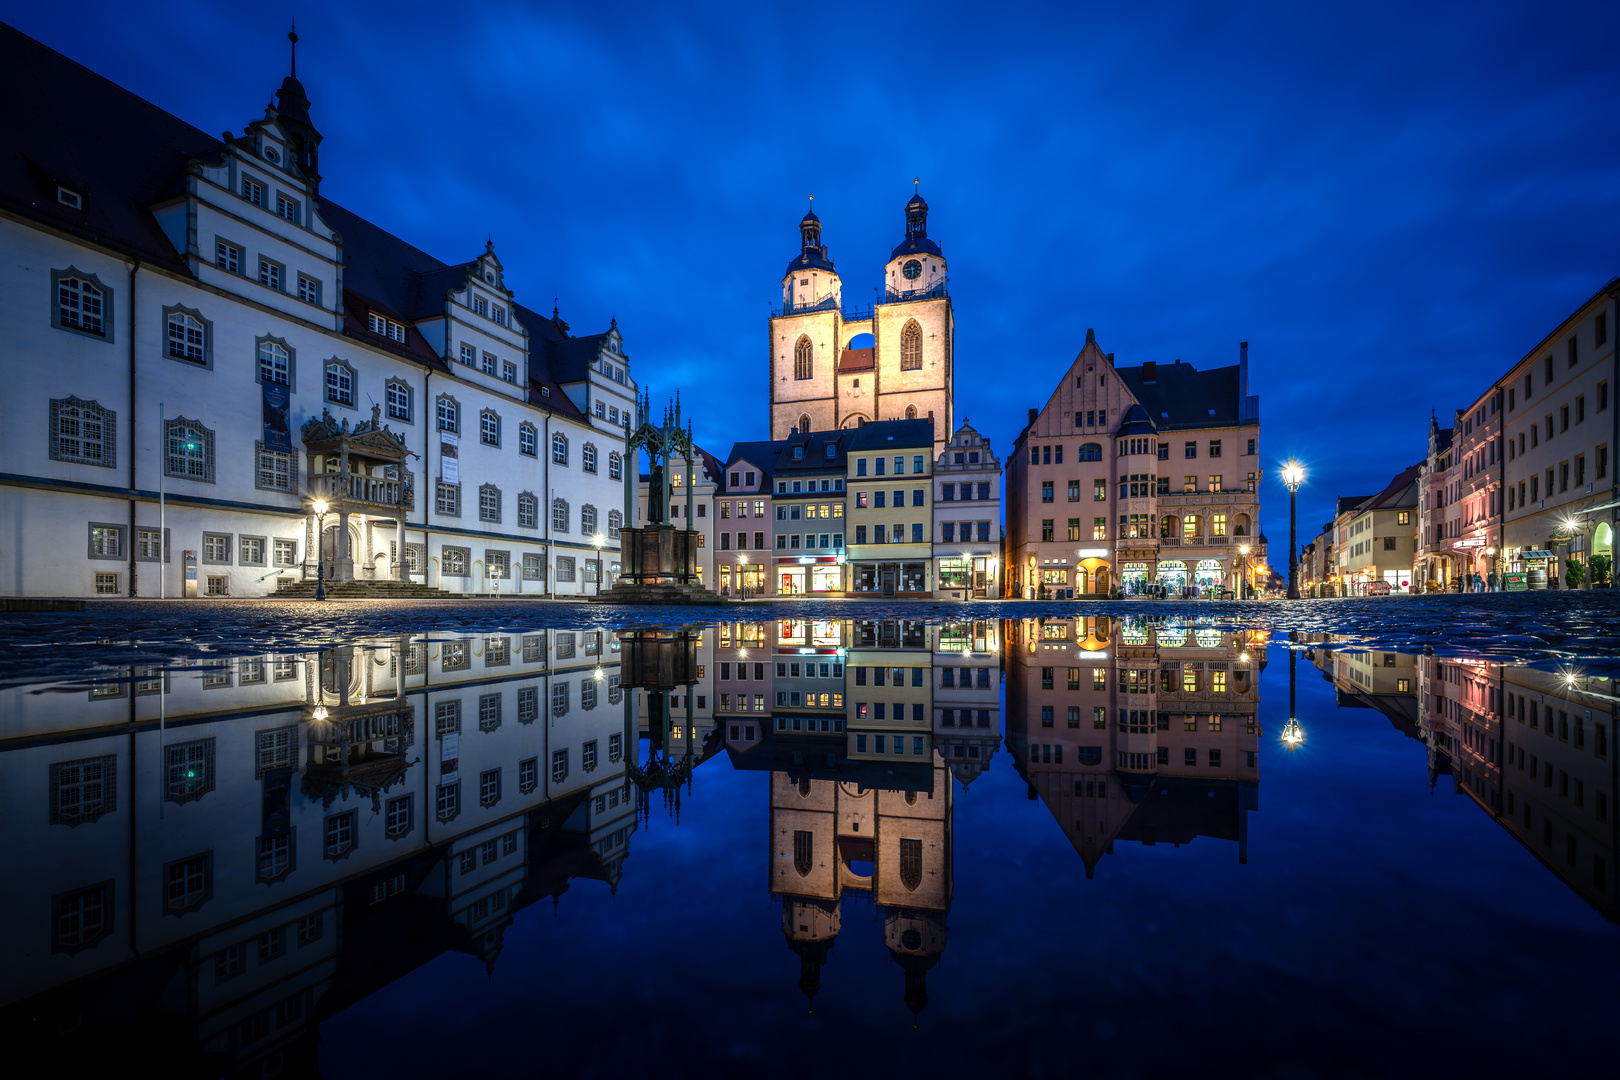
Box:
[765,753,953,1021]
[1004,616,1262,876]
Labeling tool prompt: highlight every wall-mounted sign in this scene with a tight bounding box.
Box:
[1452,537,1485,549]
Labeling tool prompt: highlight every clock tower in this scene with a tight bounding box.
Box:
[768,187,955,456]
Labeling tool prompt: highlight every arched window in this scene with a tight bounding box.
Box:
[517,492,538,529]
[56,273,106,337]
[552,498,569,532]
[798,414,811,434]
[608,509,623,538]
[583,443,598,473]
[609,452,623,480]
[900,320,922,370]
[899,837,922,891]
[793,830,813,877]
[480,410,500,446]
[581,504,599,535]
[50,397,115,467]
[518,422,537,456]
[905,404,917,420]
[257,340,290,385]
[1077,442,1102,461]
[386,379,412,421]
[166,311,206,364]
[165,417,215,483]
[325,361,355,406]
[478,484,501,523]
[436,396,459,433]
[552,432,569,465]
[793,335,813,380]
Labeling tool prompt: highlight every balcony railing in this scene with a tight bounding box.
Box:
[310,471,408,508]
[878,281,949,305]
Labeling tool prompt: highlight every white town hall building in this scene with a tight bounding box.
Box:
[0,27,635,599]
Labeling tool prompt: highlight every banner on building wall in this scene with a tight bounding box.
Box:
[440,731,459,784]
[262,382,292,453]
[440,431,459,484]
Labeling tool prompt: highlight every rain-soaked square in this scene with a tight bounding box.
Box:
[3,595,1617,1076]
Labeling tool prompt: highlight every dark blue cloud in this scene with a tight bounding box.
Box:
[15,0,1620,546]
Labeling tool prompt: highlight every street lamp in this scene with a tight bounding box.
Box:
[738,552,749,602]
[1238,543,1251,601]
[312,498,329,601]
[592,532,606,596]
[1280,460,1306,600]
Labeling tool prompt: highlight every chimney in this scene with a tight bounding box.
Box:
[1027,408,1038,430]
[1142,361,1157,383]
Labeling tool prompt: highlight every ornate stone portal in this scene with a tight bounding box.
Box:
[594,391,726,605]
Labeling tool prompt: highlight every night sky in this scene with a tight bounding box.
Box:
[12,0,1620,548]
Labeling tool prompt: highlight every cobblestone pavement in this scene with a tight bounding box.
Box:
[2,591,1618,688]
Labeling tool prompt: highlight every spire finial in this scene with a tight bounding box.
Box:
[808,193,813,204]
[553,296,559,319]
[914,176,920,192]
[288,21,298,77]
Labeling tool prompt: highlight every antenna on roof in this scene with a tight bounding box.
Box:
[288,21,298,77]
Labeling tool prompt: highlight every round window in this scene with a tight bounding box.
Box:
[264,146,279,162]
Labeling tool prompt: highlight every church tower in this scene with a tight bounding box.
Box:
[769,189,955,455]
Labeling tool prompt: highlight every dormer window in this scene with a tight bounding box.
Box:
[56,186,83,210]
[368,312,406,343]
[472,296,487,317]
[484,271,494,283]
[492,306,506,326]
[241,177,264,207]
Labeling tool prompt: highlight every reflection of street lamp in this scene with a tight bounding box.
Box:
[312,499,329,601]
[1280,461,1306,599]
[592,532,606,596]
[1281,645,1304,750]
[738,552,749,602]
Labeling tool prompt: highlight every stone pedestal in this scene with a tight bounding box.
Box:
[593,526,726,604]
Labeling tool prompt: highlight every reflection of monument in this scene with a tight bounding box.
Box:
[1004,615,1262,876]
[620,627,723,821]
[596,392,724,604]
[729,724,953,1024]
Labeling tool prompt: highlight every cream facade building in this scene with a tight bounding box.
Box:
[769,195,955,457]
[932,422,1003,599]
[1341,464,1420,593]
[1499,280,1618,587]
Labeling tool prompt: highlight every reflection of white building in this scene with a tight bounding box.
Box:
[2,630,632,1073]
[932,622,1002,785]
[0,28,628,598]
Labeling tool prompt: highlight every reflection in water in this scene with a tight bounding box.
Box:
[2,619,1615,1072]
[1304,637,1617,921]
[1006,616,1264,874]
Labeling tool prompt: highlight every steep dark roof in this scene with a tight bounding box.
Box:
[773,430,851,476]
[0,25,223,273]
[1116,360,1241,430]
[721,440,780,492]
[785,247,837,276]
[1336,495,1374,515]
[1115,403,1159,437]
[1434,427,1455,452]
[1356,463,1422,513]
[846,418,935,452]
[545,333,611,384]
[888,235,943,262]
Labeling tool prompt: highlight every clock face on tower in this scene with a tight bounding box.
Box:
[902,259,923,280]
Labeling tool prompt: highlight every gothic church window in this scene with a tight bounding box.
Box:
[900,320,922,370]
[793,830,813,877]
[799,414,811,434]
[794,335,813,380]
[905,405,917,420]
[900,837,922,890]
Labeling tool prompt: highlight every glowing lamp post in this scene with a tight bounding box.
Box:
[1238,543,1251,600]
[738,552,749,602]
[1280,460,1306,600]
[1281,644,1304,751]
[312,498,329,601]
